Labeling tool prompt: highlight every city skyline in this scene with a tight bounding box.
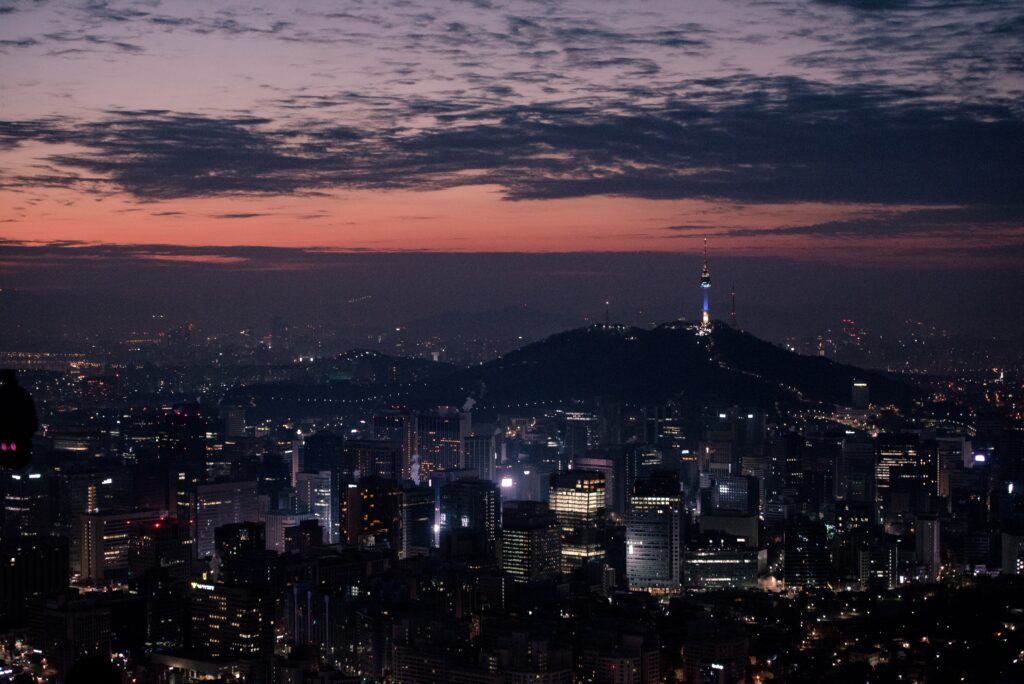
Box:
[0,6,1023,682]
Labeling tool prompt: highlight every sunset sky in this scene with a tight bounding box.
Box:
[1,0,1023,339]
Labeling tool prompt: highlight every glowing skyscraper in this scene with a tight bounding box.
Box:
[699,238,711,334]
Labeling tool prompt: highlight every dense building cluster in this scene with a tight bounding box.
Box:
[0,314,1022,684]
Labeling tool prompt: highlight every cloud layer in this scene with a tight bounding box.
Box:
[0,0,1021,257]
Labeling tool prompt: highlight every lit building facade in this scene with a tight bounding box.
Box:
[549,470,605,573]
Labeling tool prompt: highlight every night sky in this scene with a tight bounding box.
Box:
[1,0,1022,339]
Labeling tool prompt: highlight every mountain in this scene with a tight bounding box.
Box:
[403,321,920,413]
[234,321,921,420]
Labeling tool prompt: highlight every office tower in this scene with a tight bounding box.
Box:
[851,381,870,409]
[215,521,266,580]
[128,516,194,581]
[3,471,50,538]
[284,519,323,554]
[399,484,435,558]
[770,432,805,499]
[501,501,561,583]
[703,474,759,516]
[79,509,163,582]
[340,476,402,548]
[578,628,661,684]
[55,463,132,572]
[194,480,259,558]
[573,453,618,512]
[876,434,938,521]
[342,438,403,482]
[698,237,712,334]
[295,470,337,544]
[463,430,497,481]
[549,470,606,572]
[134,566,185,647]
[875,434,924,496]
[29,593,112,679]
[415,407,471,476]
[261,510,317,553]
[563,412,596,459]
[219,404,247,439]
[683,534,760,590]
[302,430,345,474]
[783,518,829,588]
[838,431,876,506]
[1001,531,1024,575]
[681,621,749,684]
[935,435,971,497]
[188,581,273,659]
[439,478,501,560]
[857,539,898,590]
[372,407,416,477]
[916,515,941,581]
[0,537,68,629]
[626,472,682,594]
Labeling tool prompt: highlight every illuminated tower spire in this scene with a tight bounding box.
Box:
[730,282,737,329]
[699,237,711,334]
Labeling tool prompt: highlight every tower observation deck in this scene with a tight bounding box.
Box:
[699,238,711,334]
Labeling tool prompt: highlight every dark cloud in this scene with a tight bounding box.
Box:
[0,38,39,48]
[2,76,1022,210]
[41,31,145,54]
[209,213,270,219]
[666,206,1024,239]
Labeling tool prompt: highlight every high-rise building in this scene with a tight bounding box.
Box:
[188,581,273,659]
[261,510,316,553]
[414,407,471,477]
[838,431,876,506]
[627,472,682,594]
[127,516,194,581]
[916,514,941,581]
[295,470,337,544]
[283,519,323,554]
[55,463,132,572]
[501,500,560,583]
[342,438,403,482]
[372,407,416,478]
[0,537,68,629]
[194,480,259,558]
[340,476,402,548]
[79,509,163,582]
[399,484,435,558]
[549,470,606,572]
[215,521,266,581]
[301,431,344,473]
[851,381,870,409]
[702,474,759,516]
[463,430,497,482]
[29,593,112,679]
[783,518,829,588]
[876,434,927,496]
[439,478,501,560]
[683,534,760,590]
[857,539,898,590]
[3,471,51,538]
[573,454,619,512]
[876,434,938,521]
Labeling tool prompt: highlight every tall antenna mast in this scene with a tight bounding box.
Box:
[730,282,737,328]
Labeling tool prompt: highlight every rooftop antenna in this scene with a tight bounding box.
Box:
[605,300,610,326]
